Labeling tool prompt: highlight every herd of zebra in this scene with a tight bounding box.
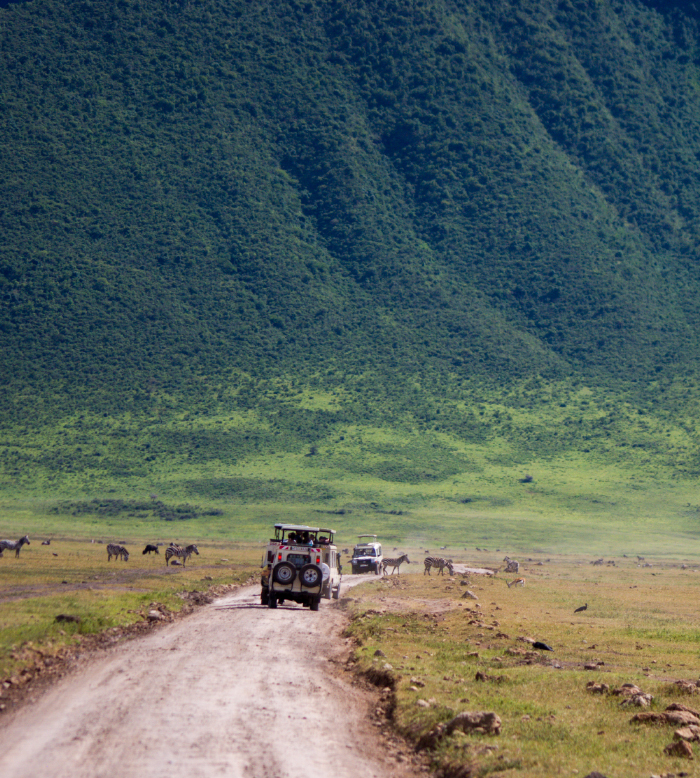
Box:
[380,553,522,582]
[106,542,200,566]
[377,554,453,576]
[2,535,520,582]
[0,535,200,567]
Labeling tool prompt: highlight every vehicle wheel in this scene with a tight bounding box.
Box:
[299,564,322,588]
[351,565,357,574]
[302,600,310,607]
[374,563,380,575]
[261,588,269,605]
[310,596,320,611]
[268,594,277,609]
[332,583,341,600]
[272,562,296,585]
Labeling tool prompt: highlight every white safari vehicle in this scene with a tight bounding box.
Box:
[261,523,342,611]
[351,534,383,575]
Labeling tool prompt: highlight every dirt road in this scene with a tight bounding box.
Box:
[0,584,420,778]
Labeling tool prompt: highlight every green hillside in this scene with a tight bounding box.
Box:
[2,0,700,537]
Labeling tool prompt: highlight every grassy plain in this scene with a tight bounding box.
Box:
[2,497,700,777]
[347,553,700,777]
[0,538,259,681]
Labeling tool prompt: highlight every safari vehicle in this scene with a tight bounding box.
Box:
[261,523,342,611]
[351,534,383,575]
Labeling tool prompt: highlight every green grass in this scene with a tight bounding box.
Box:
[345,556,700,777]
[0,538,259,679]
[3,373,700,558]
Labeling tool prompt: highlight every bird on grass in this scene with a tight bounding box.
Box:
[574,603,588,613]
[533,641,554,651]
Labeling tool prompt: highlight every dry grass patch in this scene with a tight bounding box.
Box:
[0,538,260,682]
[345,555,700,777]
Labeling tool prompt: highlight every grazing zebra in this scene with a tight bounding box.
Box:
[107,544,129,562]
[142,544,159,555]
[424,557,454,576]
[0,535,30,558]
[506,577,525,588]
[165,544,199,566]
[382,553,410,575]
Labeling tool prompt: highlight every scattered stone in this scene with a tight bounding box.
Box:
[631,710,700,727]
[583,663,599,671]
[667,703,700,718]
[54,614,81,624]
[664,740,693,759]
[674,725,700,742]
[461,590,478,600]
[410,677,425,687]
[417,711,502,750]
[672,680,700,695]
[583,773,610,778]
[612,683,645,697]
[629,712,667,725]
[586,682,610,694]
[374,649,386,657]
[147,610,166,621]
[475,671,505,683]
[620,693,653,708]
[666,710,700,726]
[416,699,430,708]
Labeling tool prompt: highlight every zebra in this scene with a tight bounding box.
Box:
[107,543,129,562]
[381,553,410,575]
[142,544,159,555]
[424,557,454,576]
[165,544,199,566]
[0,535,30,558]
[503,556,520,574]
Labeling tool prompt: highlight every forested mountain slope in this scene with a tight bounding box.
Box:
[2,0,700,501]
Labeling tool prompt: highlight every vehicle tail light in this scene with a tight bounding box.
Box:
[316,556,320,564]
[278,553,282,561]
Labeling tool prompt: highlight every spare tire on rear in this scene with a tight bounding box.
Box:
[299,564,322,587]
[272,562,296,585]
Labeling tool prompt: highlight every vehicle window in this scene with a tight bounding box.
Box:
[287,553,311,567]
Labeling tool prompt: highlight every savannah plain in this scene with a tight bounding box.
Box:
[2,449,700,778]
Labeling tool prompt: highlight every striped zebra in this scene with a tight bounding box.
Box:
[503,556,520,573]
[107,543,129,562]
[424,556,454,576]
[381,553,410,575]
[0,535,30,558]
[165,544,199,566]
